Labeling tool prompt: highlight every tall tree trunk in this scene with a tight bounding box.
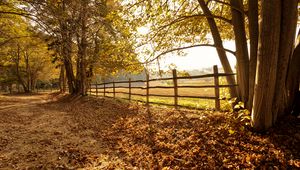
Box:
[272,0,298,121]
[30,74,36,91]
[198,0,238,98]
[24,51,31,92]
[60,1,76,94]
[59,65,66,92]
[86,35,100,80]
[286,30,300,112]
[15,45,28,93]
[80,1,88,96]
[63,41,76,94]
[61,22,76,94]
[247,0,259,110]
[252,1,299,131]
[75,0,88,96]
[76,36,82,94]
[251,1,282,131]
[229,0,249,104]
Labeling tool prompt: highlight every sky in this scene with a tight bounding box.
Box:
[141,41,237,72]
[156,41,237,71]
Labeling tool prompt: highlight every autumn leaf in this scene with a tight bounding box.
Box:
[228,129,235,135]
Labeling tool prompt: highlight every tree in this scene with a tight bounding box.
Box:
[251,1,299,131]
[23,0,142,95]
[121,0,300,131]
[0,36,57,93]
[0,2,58,92]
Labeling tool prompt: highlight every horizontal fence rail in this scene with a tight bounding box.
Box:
[88,65,237,110]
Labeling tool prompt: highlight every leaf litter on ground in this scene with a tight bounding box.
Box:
[0,93,299,169]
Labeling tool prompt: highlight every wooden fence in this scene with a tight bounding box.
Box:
[88,65,237,110]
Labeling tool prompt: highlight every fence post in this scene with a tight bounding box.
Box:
[129,78,131,101]
[146,74,149,105]
[96,82,98,97]
[172,69,178,109]
[113,81,116,98]
[213,65,220,111]
[103,81,106,97]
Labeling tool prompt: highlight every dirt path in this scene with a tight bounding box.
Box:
[0,93,127,169]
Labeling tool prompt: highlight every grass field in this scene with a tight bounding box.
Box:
[90,78,234,110]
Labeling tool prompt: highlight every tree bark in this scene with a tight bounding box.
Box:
[15,45,29,93]
[75,0,88,95]
[247,0,259,110]
[60,1,76,94]
[24,51,32,92]
[64,39,76,93]
[76,34,82,94]
[286,30,300,112]
[30,74,36,91]
[251,1,282,131]
[229,0,249,104]
[60,19,76,94]
[59,65,66,92]
[272,0,298,121]
[198,0,238,98]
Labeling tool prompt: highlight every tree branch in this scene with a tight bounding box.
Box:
[0,11,32,17]
[209,0,247,16]
[0,10,58,37]
[0,36,39,47]
[136,13,232,49]
[158,14,231,31]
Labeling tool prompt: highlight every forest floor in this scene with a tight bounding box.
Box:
[0,93,299,169]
